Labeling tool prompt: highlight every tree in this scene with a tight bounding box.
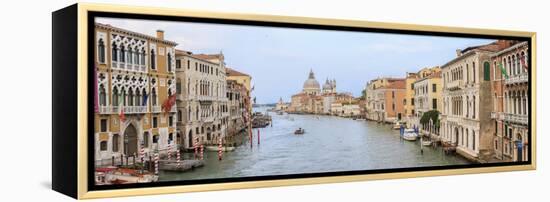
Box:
[361,89,366,99]
[420,110,440,132]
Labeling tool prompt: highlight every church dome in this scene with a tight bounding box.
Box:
[303,69,320,91]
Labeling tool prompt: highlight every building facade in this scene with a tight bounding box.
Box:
[94,24,177,165]
[440,41,512,161]
[412,71,442,135]
[490,41,529,162]
[175,50,229,149]
[367,78,406,123]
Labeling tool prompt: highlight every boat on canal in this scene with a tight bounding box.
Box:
[403,129,418,141]
[392,121,405,130]
[294,128,305,135]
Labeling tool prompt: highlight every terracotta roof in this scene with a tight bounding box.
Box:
[175,49,192,55]
[381,79,406,89]
[192,54,223,61]
[226,67,250,77]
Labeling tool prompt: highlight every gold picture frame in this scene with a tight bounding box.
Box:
[52,3,536,199]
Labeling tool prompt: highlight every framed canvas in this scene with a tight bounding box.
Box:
[52,3,536,199]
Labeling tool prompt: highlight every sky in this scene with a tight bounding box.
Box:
[97,17,494,104]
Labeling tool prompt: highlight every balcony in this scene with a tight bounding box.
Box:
[98,106,148,114]
[446,80,464,91]
[150,105,176,113]
[491,112,504,120]
[201,116,215,123]
[152,106,162,113]
[505,73,528,85]
[504,113,528,125]
[198,95,218,102]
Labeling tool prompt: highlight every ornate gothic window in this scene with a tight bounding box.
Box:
[120,46,126,63]
[141,48,146,66]
[98,39,105,63]
[483,62,490,81]
[112,87,119,105]
[152,88,157,106]
[111,42,118,62]
[128,88,134,106]
[99,84,106,106]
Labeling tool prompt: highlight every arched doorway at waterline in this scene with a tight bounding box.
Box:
[454,127,459,145]
[206,127,212,142]
[123,124,138,156]
[516,133,523,161]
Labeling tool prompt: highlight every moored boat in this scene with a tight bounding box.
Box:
[403,129,418,141]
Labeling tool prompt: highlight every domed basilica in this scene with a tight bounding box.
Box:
[302,69,336,95]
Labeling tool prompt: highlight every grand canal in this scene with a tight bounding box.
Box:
[159,107,470,181]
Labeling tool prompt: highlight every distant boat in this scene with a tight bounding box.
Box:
[294,128,305,135]
[403,129,418,141]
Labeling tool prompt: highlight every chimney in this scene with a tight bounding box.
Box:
[456,49,462,57]
[156,30,164,40]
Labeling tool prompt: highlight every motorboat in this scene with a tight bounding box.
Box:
[393,121,404,130]
[294,128,305,135]
[403,129,418,141]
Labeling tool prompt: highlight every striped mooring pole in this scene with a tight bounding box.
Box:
[167,144,172,160]
[194,137,199,160]
[218,137,223,161]
[176,149,181,167]
[200,144,204,160]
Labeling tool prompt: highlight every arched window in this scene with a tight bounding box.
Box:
[112,87,119,105]
[135,88,141,106]
[150,49,156,69]
[483,62,490,81]
[128,48,133,65]
[134,48,139,64]
[472,131,476,151]
[111,42,118,62]
[121,87,127,106]
[141,48,146,66]
[167,52,172,72]
[142,88,147,106]
[151,88,157,106]
[178,110,182,122]
[516,54,521,75]
[128,88,134,106]
[120,46,126,63]
[99,84,106,106]
[112,134,120,152]
[176,78,181,94]
[98,39,105,63]
[473,96,476,119]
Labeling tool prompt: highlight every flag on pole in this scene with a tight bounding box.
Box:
[520,55,528,70]
[498,63,509,79]
[161,94,177,113]
[118,92,125,122]
[142,93,149,106]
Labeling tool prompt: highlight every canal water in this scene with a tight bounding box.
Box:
[159,107,470,181]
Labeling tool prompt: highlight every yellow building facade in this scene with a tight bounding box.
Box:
[94,23,177,165]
